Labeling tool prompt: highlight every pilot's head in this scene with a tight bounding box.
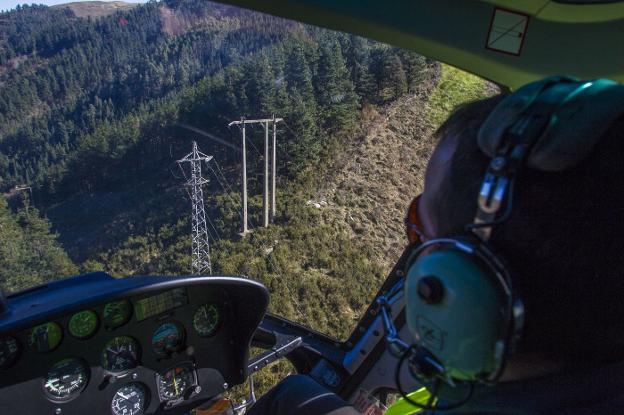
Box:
[417,91,624,371]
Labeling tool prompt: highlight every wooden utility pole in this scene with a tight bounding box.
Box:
[241,121,248,234]
[228,117,283,233]
[271,115,277,221]
[263,122,270,227]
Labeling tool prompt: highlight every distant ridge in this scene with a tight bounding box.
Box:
[52,1,138,18]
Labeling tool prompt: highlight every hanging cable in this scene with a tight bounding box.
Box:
[205,225,218,244]
[177,162,189,182]
[281,120,298,137]
[246,123,264,159]
[212,158,237,195]
[206,214,221,242]
[168,162,183,180]
[205,160,245,223]
[394,347,474,412]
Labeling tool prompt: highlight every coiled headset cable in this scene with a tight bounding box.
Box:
[376,280,475,412]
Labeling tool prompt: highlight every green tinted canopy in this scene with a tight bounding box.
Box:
[216,0,624,89]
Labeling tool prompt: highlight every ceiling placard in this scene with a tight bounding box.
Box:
[486,8,529,56]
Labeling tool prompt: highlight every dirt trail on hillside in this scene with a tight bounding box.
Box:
[316,65,441,272]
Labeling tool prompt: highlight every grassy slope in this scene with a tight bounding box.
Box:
[309,63,494,273]
[426,64,495,130]
[228,64,495,400]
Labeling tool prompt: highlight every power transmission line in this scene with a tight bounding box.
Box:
[211,159,236,195]
[280,120,299,137]
[206,160,245,225]
[246,124,265,159]
[205,214,221,243]
[177,141,213,275]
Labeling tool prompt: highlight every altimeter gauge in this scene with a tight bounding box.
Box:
[43,358,89,402]
[192,304,220,337]
[111,383,148,415]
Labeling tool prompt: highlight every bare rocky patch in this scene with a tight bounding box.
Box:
[53,1,137,18]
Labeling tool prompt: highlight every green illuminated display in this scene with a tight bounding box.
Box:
[68,310,99,339]
[134,288,188,322]
[28,322,63,352]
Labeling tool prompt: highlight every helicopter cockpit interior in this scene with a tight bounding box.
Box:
[0,274,267,414]
[1,1,623,414]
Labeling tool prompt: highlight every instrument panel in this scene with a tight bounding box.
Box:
[0,274,268,415]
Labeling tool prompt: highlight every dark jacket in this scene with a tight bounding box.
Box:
[428,361,624,415]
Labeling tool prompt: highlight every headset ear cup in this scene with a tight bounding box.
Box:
[405,248,509,381]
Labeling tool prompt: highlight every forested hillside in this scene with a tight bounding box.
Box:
[0,0,434,336]
[0,0,298,190]
[0,196,77,293]
[0,0,496,400]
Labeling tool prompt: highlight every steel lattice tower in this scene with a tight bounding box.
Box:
[177,141,213,275]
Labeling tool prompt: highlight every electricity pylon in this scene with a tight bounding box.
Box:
[177,141,213,275]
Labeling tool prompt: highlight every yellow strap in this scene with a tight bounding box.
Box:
[384,388,434,415]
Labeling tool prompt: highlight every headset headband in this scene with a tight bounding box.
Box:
[473,77,624,241]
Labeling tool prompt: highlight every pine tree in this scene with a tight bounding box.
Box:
[283,89,320,173]
[345,36,376,101]
[0,197,77,293]
[379,53,408,102]
[245,53,276,116]
[354,63,376,103]
[285,44,316,106]
[399,50,427,92]
[316,42,358,132]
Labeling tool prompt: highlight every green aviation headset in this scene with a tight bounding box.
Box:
[403,76,624,393]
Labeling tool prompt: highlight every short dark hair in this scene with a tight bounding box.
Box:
[433,95,624,364]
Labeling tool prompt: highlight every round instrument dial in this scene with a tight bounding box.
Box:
[28,322,62,352]
[192,304,220,337]
[157,364,196,401]
[111,383,147,415]
[103,300,132,330]
[43,358,89,402]
[0,336,20,369]
[68,310,99,339]
[152,322,185,357]
[101,336,140,373]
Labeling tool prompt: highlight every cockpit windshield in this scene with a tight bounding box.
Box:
[0,0,491,343]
